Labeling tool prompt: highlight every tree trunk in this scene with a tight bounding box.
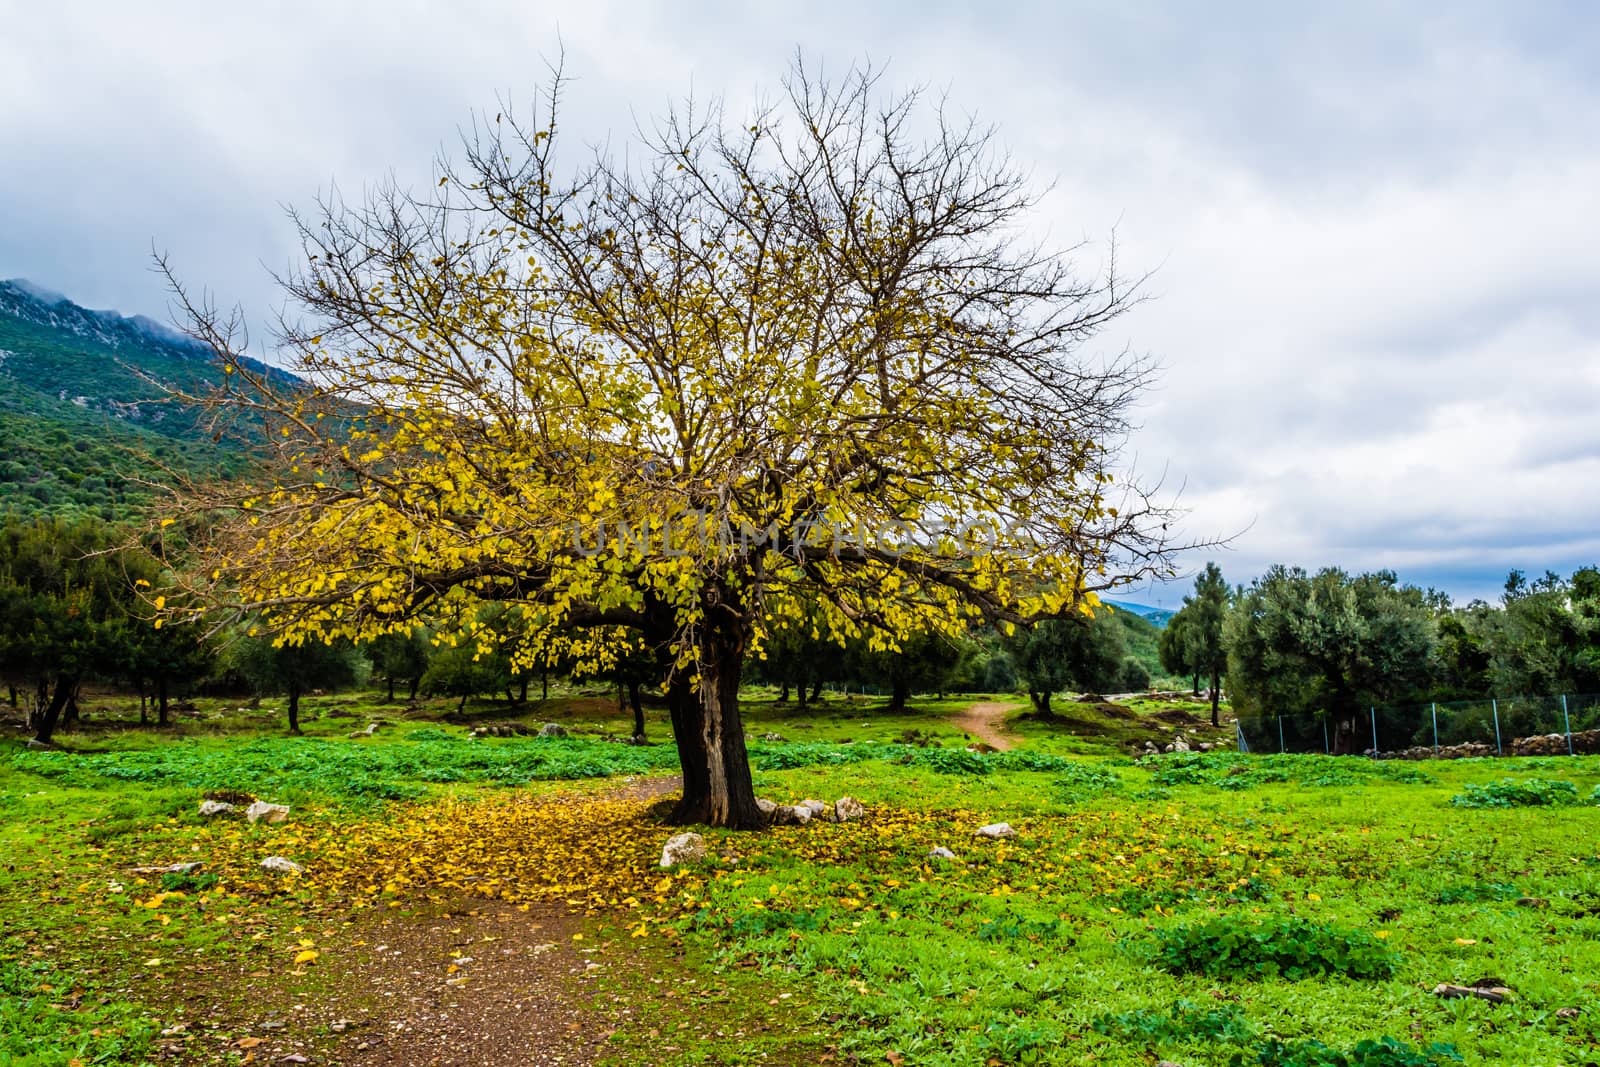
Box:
[7,684,16,709]
[1030,690,1052,715]
[667,626,761,829]
[889,680,909,712]
[29,677,48,731]
[668,678,710,818]
[795,678,809,709]
[809,680,823,704]
[1192,672,1201,698]
[287,686,302,733]
[138,680,149,726]
[541,670,548,702]
[32,674,76,743]
[519,678,529,704]
[61,685,81,728]
[157,676,170,726]
[777,683,789,703]
[1209,668,1220,728]
[408,676,420,701]
[629,680,645,741]
[387,674,396,702]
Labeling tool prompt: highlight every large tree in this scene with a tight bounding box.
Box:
[161,62,1177,827]
[846,628,968,711]
[1165,562,1228,725]
[229,631,366,733]
[0,517,180,743]
[1006,610,1128,714]
[1224,566,1435,751]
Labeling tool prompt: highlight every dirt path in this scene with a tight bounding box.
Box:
[955,701,1020,751]
[321,900,610,1066]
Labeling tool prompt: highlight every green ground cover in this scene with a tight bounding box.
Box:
[1,693,1596,1065]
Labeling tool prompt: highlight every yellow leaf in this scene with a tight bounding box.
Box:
[294,949,320,964]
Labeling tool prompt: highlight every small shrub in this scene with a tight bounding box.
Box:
[976,916,1070,943]
[159,870,220,893]
[1242,1036,1461,1067]
[1449,778,1580,808]
[725,908,825,937]
[991,750,1073,773]
[1049,763,1122,803]
[1093,999,1257,1045]
[975,1020,1060,1061]
[904,747,991,776]
[1153,917,1399,980]
[1434,882,1518,905]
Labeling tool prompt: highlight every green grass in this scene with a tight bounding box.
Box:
[3,689,1599,1065]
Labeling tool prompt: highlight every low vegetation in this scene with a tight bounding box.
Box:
[2,691,1598,1066]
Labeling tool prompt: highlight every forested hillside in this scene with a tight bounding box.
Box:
[0,279,261,518]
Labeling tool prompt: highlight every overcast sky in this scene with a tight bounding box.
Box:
[4,1,1598,607]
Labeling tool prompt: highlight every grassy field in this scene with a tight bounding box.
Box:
[2,689,1597,1066]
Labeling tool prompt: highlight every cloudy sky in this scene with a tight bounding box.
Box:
[4,1,1597,607]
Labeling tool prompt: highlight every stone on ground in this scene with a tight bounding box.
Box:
[659,832,706,868]
[245,800,291,824]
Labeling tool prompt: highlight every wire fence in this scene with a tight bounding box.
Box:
[1235,693,1600,758]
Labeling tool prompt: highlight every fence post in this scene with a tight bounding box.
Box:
[1323,718,1330,754]
[1277,715,1285,753]
[1563,695,1574,755]
[1492,699,1502,755]
[1431,702,1439,754]
[1370,707,1379,759]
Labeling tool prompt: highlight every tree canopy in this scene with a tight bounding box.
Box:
[1225,566,1435,749]
[162,62,1178,826]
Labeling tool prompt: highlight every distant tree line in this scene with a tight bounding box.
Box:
[1,515,1167,744]
[14,515,1594,751]
[1161,561,1600,751]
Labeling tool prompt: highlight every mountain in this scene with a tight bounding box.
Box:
[1103,599,1175,628]
[0,279,260,520]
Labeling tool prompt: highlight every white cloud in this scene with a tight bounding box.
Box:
[3,0,1597,606]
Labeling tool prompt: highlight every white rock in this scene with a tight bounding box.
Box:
[260,856,304,874]
[927,846,957,860]
[755,797,778,815]
[245,801,291,824]
[798,799,829,818]
[659,832,707,868]
[198,800,236,818]
[538,722,568,738]
[834,796,865,822]
[974,822,1017,839]
[1172,739,1191,753]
